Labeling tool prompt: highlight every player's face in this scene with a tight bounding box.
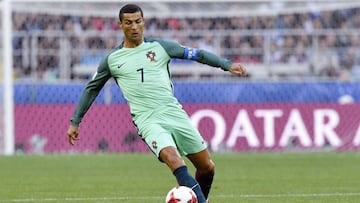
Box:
[119,11,144,47]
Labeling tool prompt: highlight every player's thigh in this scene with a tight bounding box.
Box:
[141,123,176,158]
[170,118,207,156]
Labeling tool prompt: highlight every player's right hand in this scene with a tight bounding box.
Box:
[67,125,80,145]
[229,63,247,77]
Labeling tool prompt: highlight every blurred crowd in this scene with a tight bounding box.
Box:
[11,7,360,81]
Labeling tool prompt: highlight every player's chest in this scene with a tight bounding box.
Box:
[109,48,167,76]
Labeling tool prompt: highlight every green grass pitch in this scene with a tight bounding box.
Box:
[1,152,360,203]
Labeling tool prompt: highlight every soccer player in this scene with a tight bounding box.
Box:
[67,4,247,203]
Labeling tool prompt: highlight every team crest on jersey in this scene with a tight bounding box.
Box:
[146,51,157,62]
[152,141,158,149]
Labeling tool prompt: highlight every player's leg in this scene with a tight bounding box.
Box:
[165,112,214,200]
[159,146,207,203]
[139,122,207,203]
[186,149,215,200]
[164,110,213,201]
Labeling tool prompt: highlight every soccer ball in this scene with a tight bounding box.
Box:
[165,186,198,203]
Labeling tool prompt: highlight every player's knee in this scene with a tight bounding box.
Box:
[199,159,215,175]
[206,160,215,175]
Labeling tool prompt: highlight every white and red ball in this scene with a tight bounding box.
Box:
[165,186,198,203]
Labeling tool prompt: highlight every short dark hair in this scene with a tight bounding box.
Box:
[119,4,143,22]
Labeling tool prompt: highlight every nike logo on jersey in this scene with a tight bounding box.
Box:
[117,62,126,69]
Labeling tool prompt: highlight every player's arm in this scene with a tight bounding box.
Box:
[193,48,247,76]
[156,39,246,76]
[67,57,112,145]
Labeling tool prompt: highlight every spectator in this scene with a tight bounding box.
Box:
[314,37,340,78]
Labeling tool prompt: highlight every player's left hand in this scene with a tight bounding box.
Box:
[229,63,247,77]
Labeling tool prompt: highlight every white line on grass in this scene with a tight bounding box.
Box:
[1,192,360,202]
[219,192,360,198]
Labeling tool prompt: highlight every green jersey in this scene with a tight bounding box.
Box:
[71,38,232,127]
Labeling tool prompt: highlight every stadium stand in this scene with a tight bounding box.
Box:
[9,2,360,82]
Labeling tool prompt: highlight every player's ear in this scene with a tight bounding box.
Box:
[118,21,123,29]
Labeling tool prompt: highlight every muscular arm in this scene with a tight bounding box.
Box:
[67,55,113,145]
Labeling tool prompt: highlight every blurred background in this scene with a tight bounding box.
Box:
[1,0,360,155]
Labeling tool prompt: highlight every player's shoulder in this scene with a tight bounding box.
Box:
[93,44,123,70]
[144,37,164,43]
[108,44,124,55]
[145,37,179,47]
[106,44,125,60]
